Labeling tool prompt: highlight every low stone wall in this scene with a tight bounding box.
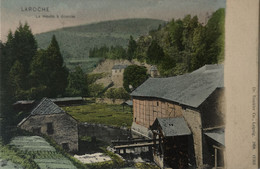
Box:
[95,98,125,104]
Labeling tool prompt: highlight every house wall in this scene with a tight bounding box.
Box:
[111,69,125,87]
[199,88,225,128]
[133,97,182,128]
[20,113,78,152]
[132,90,224,168]
[183,108,203,168]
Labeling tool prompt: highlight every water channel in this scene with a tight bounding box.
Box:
[78,122,153,162]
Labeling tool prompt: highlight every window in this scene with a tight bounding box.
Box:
[32,127,41,134]
[157,101,159,106]
[47,123,54,135]
[62,143,69,151]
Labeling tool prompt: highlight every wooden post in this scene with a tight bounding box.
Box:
[215,148,217,169]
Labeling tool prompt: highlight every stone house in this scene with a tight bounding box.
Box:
[150,65,159,78]
[18,98,79,152]
[130,64,224,168]
[111,64,128,87]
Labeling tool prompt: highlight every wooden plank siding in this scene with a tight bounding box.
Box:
[133,97,183,128]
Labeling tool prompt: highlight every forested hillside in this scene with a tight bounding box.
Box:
[35,19,165,72]
[90,8,225,77]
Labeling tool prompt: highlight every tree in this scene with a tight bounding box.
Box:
[7,23,38,94]
[123,65,149,92]
[169,19,184,51]
[205,8,225,63]
[146,40,165,65]
[66,66,88,96]
[182,15,199,71]
[126,35,137,61]
[30,35,68,98]
[191,24,207,70]
[105,87,130,101]
[13,23,37,83]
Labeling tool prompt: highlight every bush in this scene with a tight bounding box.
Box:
[105,87,130,100]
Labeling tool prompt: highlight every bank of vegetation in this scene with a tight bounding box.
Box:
[65,103,132,128]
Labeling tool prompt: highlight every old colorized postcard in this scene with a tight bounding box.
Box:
[0,0,257,169]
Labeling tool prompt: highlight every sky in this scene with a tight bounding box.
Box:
[1,0,225,42]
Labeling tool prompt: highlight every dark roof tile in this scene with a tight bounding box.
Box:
[131,64,223,108]
[151,117,191,137]
[30,98,64,115]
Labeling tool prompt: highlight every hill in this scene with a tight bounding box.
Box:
[35,18,165,72]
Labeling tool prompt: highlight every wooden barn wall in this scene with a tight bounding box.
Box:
[133,97,182,128]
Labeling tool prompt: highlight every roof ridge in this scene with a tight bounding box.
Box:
[30,97,47,115]
[30,97,64,115]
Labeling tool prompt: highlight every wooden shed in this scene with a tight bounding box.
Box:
[150,117,194,169]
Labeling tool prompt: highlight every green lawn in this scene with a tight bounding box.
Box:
[64,103,133,128]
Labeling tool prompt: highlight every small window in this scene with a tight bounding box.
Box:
[115,70,117,73]
[62,143,69,151]
[47,123,54,135]
[157,102,159,106]
[32,127,41,134]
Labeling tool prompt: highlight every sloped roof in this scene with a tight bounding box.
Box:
[112,64,128,69]
[30,98,65,115]
[50,97,83,102]
[13,100,35,105]
[151,117,191,137]
[205,128,225,146]
[122,100,133,106]
[131,64,223,108]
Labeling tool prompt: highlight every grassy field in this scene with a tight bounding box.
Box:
[64,103,133,128]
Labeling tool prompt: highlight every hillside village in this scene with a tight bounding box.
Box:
[0,8,225,169]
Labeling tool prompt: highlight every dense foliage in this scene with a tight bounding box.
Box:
[89,45,127,60]
[123,65,149,92]
[30,35,69,98]
[65,66,88,97]
[87,9,225,77]
[133,8,225,76]
[0,23,69,126]
[105,87,130,101]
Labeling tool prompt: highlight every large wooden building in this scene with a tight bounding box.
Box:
[130,64,225,168]
[18,98,79,152]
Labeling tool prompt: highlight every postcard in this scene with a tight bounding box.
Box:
[1,0,257,169]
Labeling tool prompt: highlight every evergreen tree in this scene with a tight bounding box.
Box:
[66,66,88,97]
[12,23,37,85]
[30,35,68,98]
[169,19,184,51]
[146,40,165,64]
[126,35,137,61]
